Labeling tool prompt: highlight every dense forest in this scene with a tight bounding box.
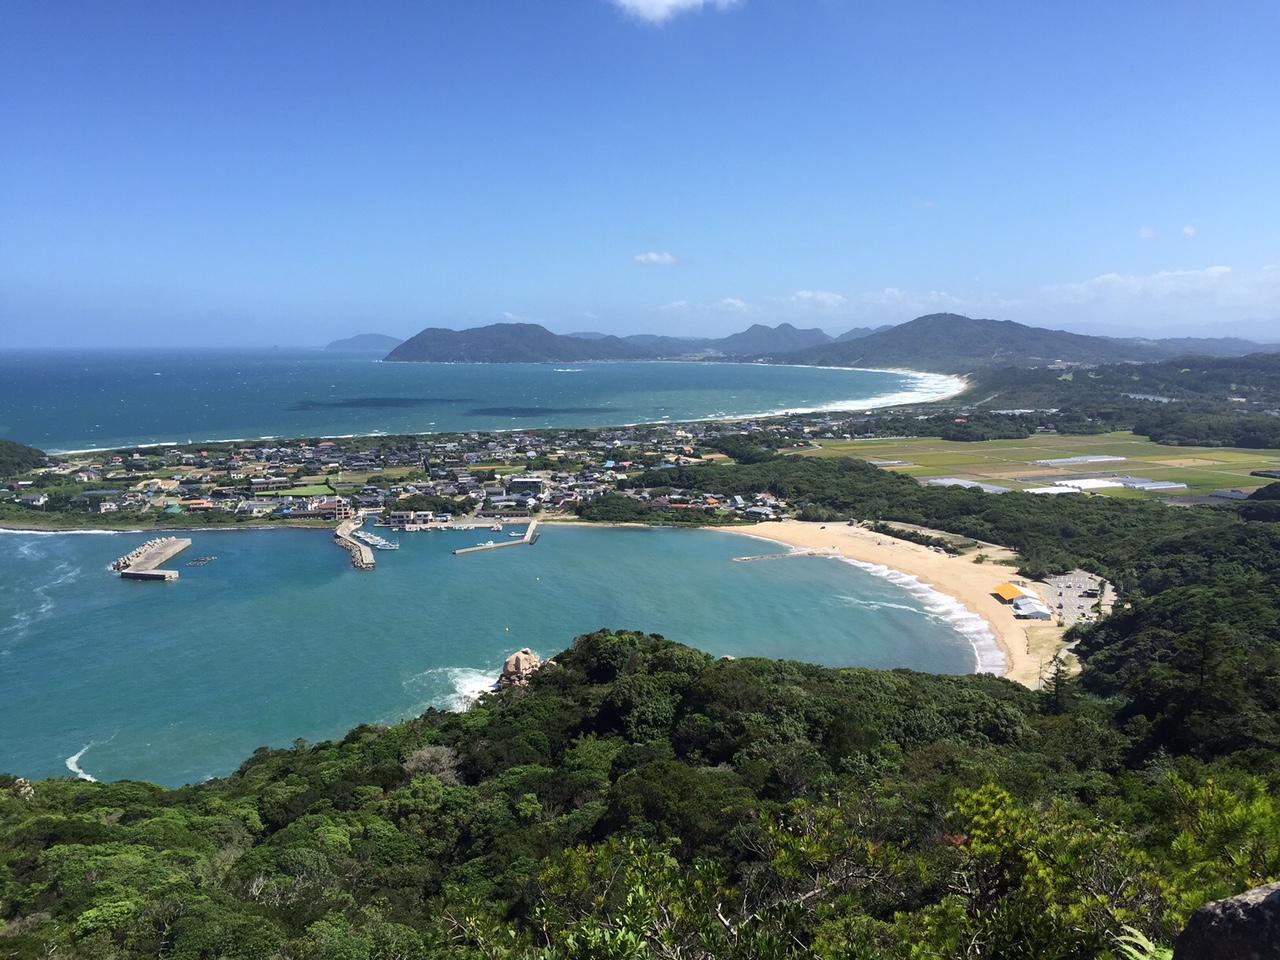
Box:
[0,439,45,478]
[958,353,1280,448]
[4,629,1279,959]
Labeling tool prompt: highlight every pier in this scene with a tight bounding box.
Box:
[334,520,375,570]
[453,517,540,556]
[113,537,192,581]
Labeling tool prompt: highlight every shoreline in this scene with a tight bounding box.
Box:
[31,362,966,455]
[6,514,1059,688]
[700,520,1062,689]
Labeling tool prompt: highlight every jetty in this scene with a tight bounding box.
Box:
[113,537,192,581]
[454,517,540,556]
[334,519,375,570]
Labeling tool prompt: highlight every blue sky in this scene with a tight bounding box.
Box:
[3,0,1278,346]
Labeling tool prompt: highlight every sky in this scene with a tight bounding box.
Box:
[3,0,1279,347]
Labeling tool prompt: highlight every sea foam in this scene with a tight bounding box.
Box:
[828,555,1006,675]
[65,744,98,782]
[401,665,498,715]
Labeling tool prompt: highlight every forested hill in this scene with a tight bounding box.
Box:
[0,438,45,477]
[779,313,1267,372]
[965,351,1280,408]
[962,351,1280,447]
[4,628,1278,959]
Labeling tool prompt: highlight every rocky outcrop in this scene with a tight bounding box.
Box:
[9,778,35,802]
[1174,881,1280,960]
[498,648,542,689]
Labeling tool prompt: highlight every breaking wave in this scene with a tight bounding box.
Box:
[828,555,1006,675]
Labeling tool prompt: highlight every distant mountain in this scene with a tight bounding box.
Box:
[620,325,831,357]
[781,314,1268,372]
[325,333,404,353]
[716,323,831,354]
[384,316,1263,369]
[834,325,893,342]
[386,322,838,362]
[384,324,651,363]
[1131,336,1268,359]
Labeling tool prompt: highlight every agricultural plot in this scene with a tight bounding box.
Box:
[792,432,1280,498]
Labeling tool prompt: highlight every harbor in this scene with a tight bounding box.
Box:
[334,519,375,570]
[453,517,540,556]
[112,536,192,581]
[350,528,400,550]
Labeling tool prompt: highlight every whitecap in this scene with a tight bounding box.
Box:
[65,744,98,782]
[402,665,499,713]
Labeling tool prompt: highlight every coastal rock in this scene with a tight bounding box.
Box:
[1173,881,1280,960]
[10,778,35,802]
[498,648,542,689]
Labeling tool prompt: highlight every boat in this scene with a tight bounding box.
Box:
[351,529,400,550]
[508,531,523,538]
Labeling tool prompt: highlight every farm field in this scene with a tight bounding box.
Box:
[791,431,1280,497]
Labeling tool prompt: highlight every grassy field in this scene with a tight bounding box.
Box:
[791,432,1280,497]
[259,483,336,497]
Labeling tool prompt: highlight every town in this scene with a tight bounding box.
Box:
[7,400,1280,532]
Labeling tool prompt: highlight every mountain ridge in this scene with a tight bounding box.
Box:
[383,315,1269,370]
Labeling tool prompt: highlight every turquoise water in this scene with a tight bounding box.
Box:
[0,350,960,452]
[0,526,977,786]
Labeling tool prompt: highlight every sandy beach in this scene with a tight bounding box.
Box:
[705,519,1065,688]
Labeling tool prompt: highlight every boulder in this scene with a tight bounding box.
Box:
[498,648,541,689]
[1174,881,1280,960]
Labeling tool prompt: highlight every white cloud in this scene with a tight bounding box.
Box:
[634,250,678,266]
[658,299,690,311]
[611,0,740,25]
[787,289,848,309]
[1032,264,1280,335]
[1182,224,1197,238]
[1042,265,1235,304]
[717,297,748,311]
[1137,226,1157,240]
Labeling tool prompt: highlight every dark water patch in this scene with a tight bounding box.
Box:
[465,405,614,416]
[289,397,474,411]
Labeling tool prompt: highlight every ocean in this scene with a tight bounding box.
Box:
[0,525,982,786]
[0,350,961,452]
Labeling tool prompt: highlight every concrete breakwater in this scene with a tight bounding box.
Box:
[453,517,540,556]
[334,520,375,570]
[112,537,192,581]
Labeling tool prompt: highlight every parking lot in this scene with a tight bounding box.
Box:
[1043,571,1111,627]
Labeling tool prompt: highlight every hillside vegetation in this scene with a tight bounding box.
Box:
[783,314,1267,371]
[3,629,1278,959]
[0,439,45,478]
